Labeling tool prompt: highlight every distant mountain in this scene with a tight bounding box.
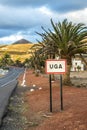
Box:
[12,39,32,44]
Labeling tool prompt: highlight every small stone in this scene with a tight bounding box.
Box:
[39,87,42,90]
[33,84,36,87]
[30,89,34,92]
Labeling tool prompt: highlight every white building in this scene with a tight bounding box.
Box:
[71,59,84,71]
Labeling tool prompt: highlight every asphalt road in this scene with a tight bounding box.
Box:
[0,67,24,86]
[0,67,24,125]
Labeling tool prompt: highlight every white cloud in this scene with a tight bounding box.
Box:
[39,6,53,16]
[0,5,53,29]
[0,34,23,44]
[63,8,87,25]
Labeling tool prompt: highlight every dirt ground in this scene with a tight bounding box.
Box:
[18,69,87,130]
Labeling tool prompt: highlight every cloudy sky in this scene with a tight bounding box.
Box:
[0,0,87,44]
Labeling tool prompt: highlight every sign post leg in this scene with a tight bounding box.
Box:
[60,74,63,110]
[49,74,52,112]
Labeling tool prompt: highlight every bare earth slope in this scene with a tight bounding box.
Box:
[18,70,87,130]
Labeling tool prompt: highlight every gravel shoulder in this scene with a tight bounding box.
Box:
[0,86,29,130]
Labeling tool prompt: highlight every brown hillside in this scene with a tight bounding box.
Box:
[0,43,34,62]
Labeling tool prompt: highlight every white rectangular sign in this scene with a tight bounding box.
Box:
[46,59,66,74]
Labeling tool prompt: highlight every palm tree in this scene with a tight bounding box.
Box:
[36,19,87,85]
[31,36,56,73]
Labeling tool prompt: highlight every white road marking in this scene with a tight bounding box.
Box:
[1,79,17,87]
[21,68,26,87]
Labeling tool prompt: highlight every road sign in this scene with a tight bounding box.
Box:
[46,59,67,74]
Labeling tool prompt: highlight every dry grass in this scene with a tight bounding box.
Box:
[0,43,34,61]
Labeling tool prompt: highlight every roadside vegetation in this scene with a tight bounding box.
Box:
[0,52,31,68]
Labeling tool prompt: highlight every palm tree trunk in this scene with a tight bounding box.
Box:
[62,64,72,85]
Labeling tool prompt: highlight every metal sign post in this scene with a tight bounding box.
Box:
[60,74,63,110]
[46,59,66,112]
[49,74,52,112]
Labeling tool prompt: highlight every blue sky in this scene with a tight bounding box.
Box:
[0,0,87,44]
